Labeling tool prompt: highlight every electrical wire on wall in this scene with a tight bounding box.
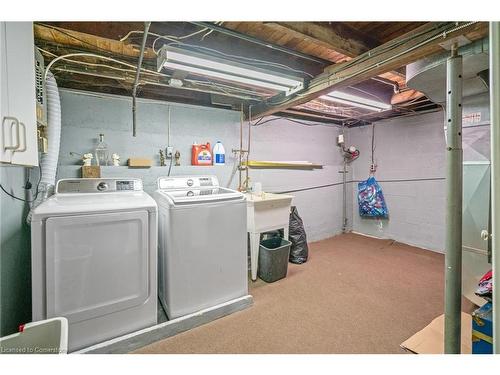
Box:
[167,155,173,176]
[0,165,43,203]
[370,122,377,175]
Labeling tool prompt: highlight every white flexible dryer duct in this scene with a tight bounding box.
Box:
[27,71,61,224]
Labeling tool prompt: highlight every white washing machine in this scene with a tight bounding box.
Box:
[31,178,157,352]
[153,175,248,319]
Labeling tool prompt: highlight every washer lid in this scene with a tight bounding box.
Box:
[159,187,244,205]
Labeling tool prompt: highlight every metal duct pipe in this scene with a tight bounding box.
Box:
[444,45,463,354]
[489,21,500,354]
[132,21,151,137]
[370,76,400,93]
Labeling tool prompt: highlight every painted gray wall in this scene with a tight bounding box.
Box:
[348,93,490,252]
[0,88,489,336]
[56,89,346,241]
[0,165,31,336]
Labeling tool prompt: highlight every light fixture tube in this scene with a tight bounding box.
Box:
[166,50,302,88]
[158,46,304,95]
[162,61,293,93]
[321,91,392,112]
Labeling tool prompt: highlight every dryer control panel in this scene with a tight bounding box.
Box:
[56,178,143,194]
[158,176,219,190]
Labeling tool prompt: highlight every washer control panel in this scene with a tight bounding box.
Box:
[158,176,219,190]
[57,179,143,194]
[97,182,109,191]
[116,180,136,191]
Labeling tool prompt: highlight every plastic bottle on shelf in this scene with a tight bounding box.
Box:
[213,141,225,165]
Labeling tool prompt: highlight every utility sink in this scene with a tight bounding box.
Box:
[245,192,294,233]
[245,192,294,280]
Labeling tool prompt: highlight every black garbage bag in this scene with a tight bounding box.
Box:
[288,206,308,264]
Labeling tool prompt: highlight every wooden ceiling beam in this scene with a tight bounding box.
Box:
[263,22,379,58]
[248,22,488,119]
[262,22,410,94]
[34,23,156,60]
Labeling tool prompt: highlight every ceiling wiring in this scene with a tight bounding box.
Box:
[120,22,223,43]
[156,40,314,78]
[38,47,163,78]
[254,21,475,123]
[348,86,387,102]
[200,29,215,41]
[306,22,477,93]
[250,116,339,128]
[36,23,135,58]
[40,47,268,101]
[42,51,164,82]
[35,22,472,126]
[120,24,314,78]
[122,28,315,78]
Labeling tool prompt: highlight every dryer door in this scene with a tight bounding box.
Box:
[45,210,150,323]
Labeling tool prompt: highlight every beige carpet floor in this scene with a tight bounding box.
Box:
[135,233,473,354]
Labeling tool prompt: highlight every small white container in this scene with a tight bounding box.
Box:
[253,182,262,195]
[213,141,225,165]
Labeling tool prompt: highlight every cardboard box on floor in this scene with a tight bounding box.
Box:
[400,313,472,354]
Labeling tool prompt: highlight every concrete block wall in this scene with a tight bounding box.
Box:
[348,93,490,252]
[0,87,490,337]
[56,89,346,241]
[348,111,447,252]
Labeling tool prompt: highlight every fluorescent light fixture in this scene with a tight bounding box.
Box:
[157,46,304,95]
[321,91,392,112]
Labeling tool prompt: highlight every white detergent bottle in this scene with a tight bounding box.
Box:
[213,141,225,165]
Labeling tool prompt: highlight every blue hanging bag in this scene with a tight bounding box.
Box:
[358,176,389,218]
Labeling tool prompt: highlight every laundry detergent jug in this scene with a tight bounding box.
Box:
[191,142,213,165]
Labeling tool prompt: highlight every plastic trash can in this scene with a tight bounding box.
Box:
[258,237,291,283]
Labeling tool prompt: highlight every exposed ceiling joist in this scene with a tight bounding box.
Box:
[251,22,407,83]
[263,22,379,58]
[247,22,488,119]
[257,22,416,102]
[34,23,156,60]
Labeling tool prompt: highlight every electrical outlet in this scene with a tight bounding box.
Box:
[166,146,173,158]
[337,134,345,146]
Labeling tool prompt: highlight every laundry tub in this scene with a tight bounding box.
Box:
[0,317,68,354]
